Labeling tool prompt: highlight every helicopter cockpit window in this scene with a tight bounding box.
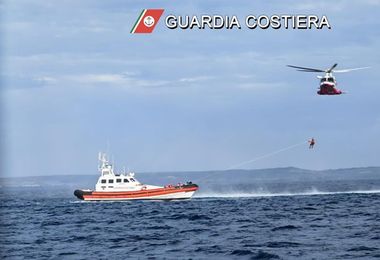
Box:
[320,78,327,82]
[328,78,334,82]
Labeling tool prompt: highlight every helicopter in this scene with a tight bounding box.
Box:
[287,63,369,95]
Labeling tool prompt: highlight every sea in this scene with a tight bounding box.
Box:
[1,182,380,259]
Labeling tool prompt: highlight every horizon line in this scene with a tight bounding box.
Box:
[1,165,379,179]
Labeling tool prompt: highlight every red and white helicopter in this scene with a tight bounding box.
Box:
[287,63,369,95]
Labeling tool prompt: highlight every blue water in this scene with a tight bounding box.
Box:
[1,188,380,259]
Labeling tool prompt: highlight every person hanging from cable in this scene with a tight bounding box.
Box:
[308,138,316,149]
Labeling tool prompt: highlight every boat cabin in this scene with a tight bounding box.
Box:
[95,153,160,192]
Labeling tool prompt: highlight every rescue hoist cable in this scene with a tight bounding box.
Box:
[226,141,308,170]
[195,140,308,182]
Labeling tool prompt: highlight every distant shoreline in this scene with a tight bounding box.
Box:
[1,166,379,179]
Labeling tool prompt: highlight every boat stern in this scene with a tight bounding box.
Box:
[181,183,199,191]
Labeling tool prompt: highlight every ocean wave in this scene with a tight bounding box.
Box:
[195,189,380,198]
[2,190,379,259]
[0,184,41,188]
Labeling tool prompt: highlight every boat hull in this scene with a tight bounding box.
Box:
[74,184,198,201]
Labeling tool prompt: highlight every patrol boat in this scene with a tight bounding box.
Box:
[74,153,198,201]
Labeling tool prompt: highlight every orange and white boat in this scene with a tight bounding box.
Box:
[74,153,198,201]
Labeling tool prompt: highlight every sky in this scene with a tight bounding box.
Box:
[1,0,380,177]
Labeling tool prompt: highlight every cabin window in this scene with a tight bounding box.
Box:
[116,179,121,183]
[130,178,136,182]
[328,78,334,82]
[124,179,129,183]
[101,179,106,184]
[109,179,114,183]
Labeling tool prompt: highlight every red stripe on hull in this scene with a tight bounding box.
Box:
[81,186,198,200]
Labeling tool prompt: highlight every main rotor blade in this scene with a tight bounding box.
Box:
[333,67,370,73]
[327,63,338,73]
[287,65,324,72]
[296,69,323,72]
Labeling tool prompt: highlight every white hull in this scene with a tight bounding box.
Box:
[83,191,195,201]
